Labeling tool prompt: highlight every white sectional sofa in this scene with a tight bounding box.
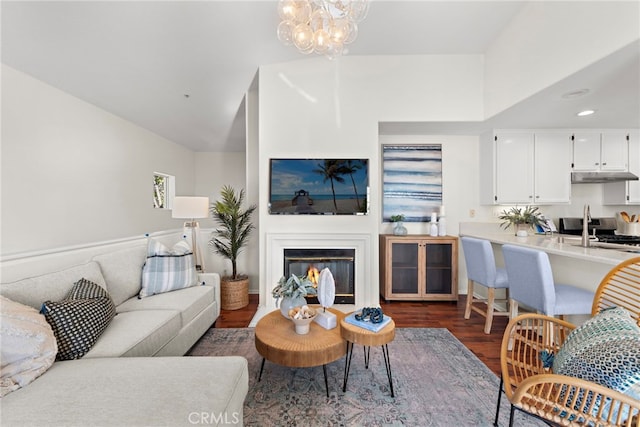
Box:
[0,241,249,426]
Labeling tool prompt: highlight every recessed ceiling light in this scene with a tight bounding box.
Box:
[562,89,590,99]
[577,109,596,117]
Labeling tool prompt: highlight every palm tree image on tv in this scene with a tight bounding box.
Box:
[312,160,344,211]
[269,159,369,215]
[342,159,364,210]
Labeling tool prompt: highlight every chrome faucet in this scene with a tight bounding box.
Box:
[581,204,591,247]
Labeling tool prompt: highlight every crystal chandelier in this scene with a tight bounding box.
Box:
[277,0,370,59]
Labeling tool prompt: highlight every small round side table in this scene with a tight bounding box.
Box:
[340,314,396,397]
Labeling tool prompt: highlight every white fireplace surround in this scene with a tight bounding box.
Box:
[251,233,373,325]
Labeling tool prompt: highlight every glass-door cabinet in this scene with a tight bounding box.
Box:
[379,235,458,301]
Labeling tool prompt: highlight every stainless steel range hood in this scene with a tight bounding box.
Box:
[571,171,640,183]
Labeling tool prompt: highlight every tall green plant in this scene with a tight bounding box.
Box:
[209,185,256,280]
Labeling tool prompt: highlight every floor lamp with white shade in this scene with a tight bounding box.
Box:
[172,196,209,272]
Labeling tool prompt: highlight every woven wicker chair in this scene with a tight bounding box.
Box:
[591,257,640,326]
[495,257,640,427]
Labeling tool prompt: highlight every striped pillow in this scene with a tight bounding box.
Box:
[139,239,197,298]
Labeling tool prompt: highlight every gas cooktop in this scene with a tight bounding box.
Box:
[558,217,640,247]
[596,234,640,245]
[558,217,618,236]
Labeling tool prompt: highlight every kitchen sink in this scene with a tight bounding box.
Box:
[549,235,592,244]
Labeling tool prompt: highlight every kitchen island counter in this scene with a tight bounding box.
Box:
[460,224,639,267]
[459,222,639,305]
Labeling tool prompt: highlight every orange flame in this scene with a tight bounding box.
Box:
[307,265,320,286]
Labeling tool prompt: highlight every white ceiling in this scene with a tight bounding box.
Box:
[2,1,639,152]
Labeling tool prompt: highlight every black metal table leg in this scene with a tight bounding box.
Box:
[364,346,371,369]
[382,344,394,398]
[323,364,329,397]
[258,357,266,381]
[342,341,354,392]
[259,356,331,397]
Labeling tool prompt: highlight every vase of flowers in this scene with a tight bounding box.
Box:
[272,274,317,318]
[498,205,544,237]
[390,214,407,236]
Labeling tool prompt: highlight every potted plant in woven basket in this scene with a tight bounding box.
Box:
[209,185,256,310]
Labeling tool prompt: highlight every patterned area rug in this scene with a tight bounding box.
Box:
[188,327,546,426]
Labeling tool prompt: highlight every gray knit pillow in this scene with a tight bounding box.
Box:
[41,278,116,360]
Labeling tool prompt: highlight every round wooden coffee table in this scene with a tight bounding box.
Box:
[254,307,346,397]
[340,313,396,397]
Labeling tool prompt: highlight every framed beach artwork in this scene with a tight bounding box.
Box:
[382,144,442,222]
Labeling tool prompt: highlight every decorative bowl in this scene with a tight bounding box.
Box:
[288,306,317,335]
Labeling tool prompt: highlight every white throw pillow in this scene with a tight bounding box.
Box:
[0,295,57,397]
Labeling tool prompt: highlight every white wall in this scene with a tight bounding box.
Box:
[484,1,640,118]
[0,64,253,286]
[245,78,260,293]
[1,65,196,255]
[257,55,485,305]
[378,134,492,235]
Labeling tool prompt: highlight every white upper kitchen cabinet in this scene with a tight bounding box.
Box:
[601,132,630,170]
[603,131,640,205]
[573,131,628,171]
[534,133,572,204]
[495,132,534,204]
[480,131,571,205]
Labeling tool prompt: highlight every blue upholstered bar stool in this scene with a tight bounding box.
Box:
[501,244,595,318]
[461,237,510,334]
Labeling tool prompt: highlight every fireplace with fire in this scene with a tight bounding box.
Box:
[283,248,355,304]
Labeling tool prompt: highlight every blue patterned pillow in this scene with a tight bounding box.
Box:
[553,307,640,402]
[139,239,197,298]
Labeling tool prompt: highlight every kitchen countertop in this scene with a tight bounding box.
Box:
[459,223,640,266]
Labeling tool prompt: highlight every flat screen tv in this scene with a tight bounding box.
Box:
[269,158,369,215]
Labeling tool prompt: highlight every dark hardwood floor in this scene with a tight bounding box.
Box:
[214,294,507,376]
